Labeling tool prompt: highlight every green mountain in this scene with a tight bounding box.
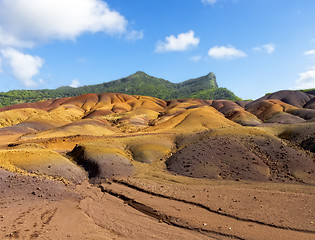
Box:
[0,71,239,107]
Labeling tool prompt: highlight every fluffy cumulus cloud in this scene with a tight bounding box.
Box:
[208,45,246,59]
[253,43,275,54]
[304,50,315,57]
[1,48,44,87]
[0,27,34,48]
[0,0,135,87]
[295,67,315,89]
[155,30,200,53]
[201,0,217,5]
[0,0,128,43]
[69,79,81,88]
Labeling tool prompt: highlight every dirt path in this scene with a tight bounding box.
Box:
[0,170,215,240]
[115,178,315,231]
[99,180,315,240]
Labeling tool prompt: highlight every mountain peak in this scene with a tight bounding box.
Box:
[206,72,215,78]
[129,71,151,78]
[0,71,239,107]
[203,72,218,88]
[178,72,218,89]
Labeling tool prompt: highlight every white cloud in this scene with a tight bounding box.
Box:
[69,79,81,88]
[1,48,44,87]
[253,43,275,54]
[295,66,315,89]
[0,0,134,88]
[208,45,246,59]
[201,0,217,5]
[155,30,200,53]
[304,50,315,57]
[0,0,128,43]
[263,44,275,54]
[190,55,202,62]
[0,27,34,48]
[125,30,144,41]
[0,57,2,73]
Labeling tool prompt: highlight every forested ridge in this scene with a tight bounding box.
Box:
[0,71,240,107]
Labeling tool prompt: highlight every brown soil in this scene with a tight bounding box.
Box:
[247,90,314,108]
[166,135,315,184]
[1,168,314,240]
[305,97,315,109]
[0,92,315,239]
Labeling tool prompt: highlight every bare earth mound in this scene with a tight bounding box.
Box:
[166,135,315,184]
[247,90,315,108]
[0,91,314,240]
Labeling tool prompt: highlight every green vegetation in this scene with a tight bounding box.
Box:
[301,88,315,95]
[0,71,240,107]
[191,88,241,101]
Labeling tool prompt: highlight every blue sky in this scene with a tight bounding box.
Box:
[0,0,315,100]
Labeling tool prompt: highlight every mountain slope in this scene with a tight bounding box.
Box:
[0,71,239,107]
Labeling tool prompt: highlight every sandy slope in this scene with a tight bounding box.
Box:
[0,92,314,239]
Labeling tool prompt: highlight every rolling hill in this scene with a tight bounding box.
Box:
[0,89,315,239]
[0,71,239,107]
